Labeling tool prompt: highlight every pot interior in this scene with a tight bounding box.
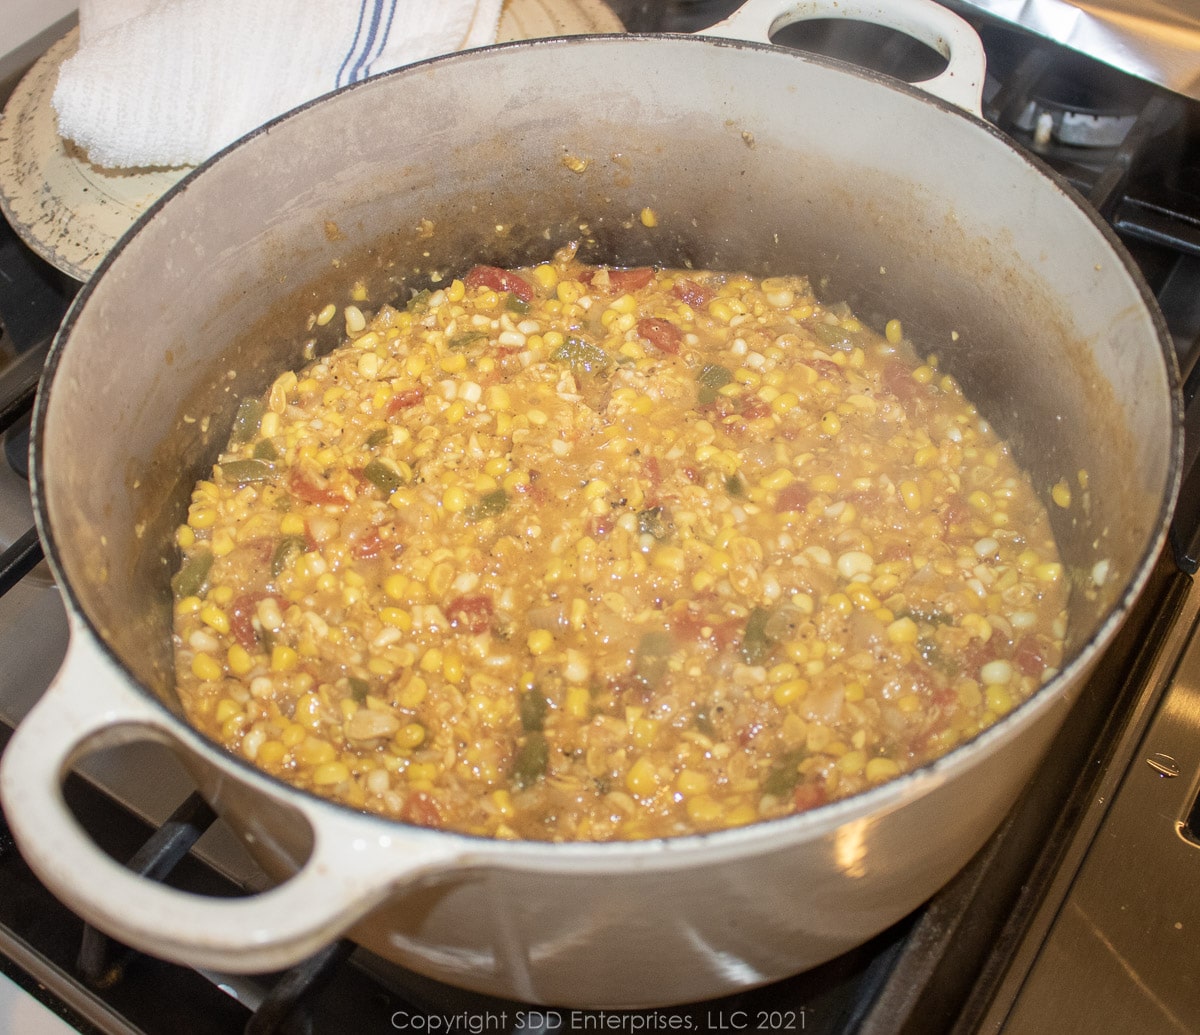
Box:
[35,35,1178,721]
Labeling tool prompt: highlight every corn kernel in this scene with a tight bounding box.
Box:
[527,629,554,655]
[985,684,1015,715]
[271,644,299,672]
[442,486,468,513]
[311,761,351,786]
[686,796,723,824]
[256,740,287,766]
[676,770,710,795]
[397,676,428,708]
[773,679,809,706]
[532,264,559,290]
[760,468,794,491]
[626,756,659,797]
[192,653,223,682]
[227,643,254,676]
[407,762,439,784]
[188,506,217,530]
[770,392,800,415]
[837,751,866,775]
[652,546,687,573]
[825,592,852,617]
[630,718,659,750]
[279,513,306,536]
[443,652,465,684]
[1034,562,1064,583]
[380,607,412,631]
[565,686,591,720]
[866,757,901,782]
[280,723,307,748]
[213,698,241,724]
[394,723,426,749]
[199,603,230,634]
[708,299,735,323]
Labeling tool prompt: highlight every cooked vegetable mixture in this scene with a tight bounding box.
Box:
[172,248,1069,841]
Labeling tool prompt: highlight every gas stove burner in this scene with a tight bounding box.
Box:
[1012,50,1153,149]
[1014,96,1138,149]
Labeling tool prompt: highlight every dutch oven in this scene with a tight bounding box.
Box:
[0,0,1181,1008]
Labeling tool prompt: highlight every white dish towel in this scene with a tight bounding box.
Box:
[53,0,504,170]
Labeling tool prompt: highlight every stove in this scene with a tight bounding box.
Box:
[2,2,1200,1033]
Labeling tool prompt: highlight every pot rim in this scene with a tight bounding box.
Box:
[29,31,1185,860]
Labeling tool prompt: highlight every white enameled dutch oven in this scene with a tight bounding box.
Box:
[0,0,1182,1008]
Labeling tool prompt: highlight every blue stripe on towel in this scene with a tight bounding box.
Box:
[336,0,390,88]
[335,1,369,88]
[362,0,398,79]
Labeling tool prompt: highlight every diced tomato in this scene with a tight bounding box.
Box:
[955,642,992,683]
[1013,635,1048,678]
[793,782,828,813]
[882,359,921,409]
[229,592,284,652]
[585,515,614,538]
[736,722,765,746]
[940,494,969,533]
[515,469,549,506]
[351,529,383,560]
[847,490,882,509]
[400,791,443,828]
[698,393,737,419]
[636,317,682,355]
[642,456,663,492]
[672,279,714,308]
[882,541,913,562]
[584,267,655,294]
[288,469,346,506]
[808,358,843,381]
[669,608,740,652]
[608,267,655,293]
[774,482,813,513]
[464,265,534,302]
[242,537,276,565]
[740,399,770,421]
[445,594,494,635]
[387,388,424,414]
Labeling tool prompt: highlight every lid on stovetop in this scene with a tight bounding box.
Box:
[950,0,1200,102]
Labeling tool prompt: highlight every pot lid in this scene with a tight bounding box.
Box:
[950,0,1200,102]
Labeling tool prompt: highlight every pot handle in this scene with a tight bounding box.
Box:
[0,625,465,974]
[700,0,986,117]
